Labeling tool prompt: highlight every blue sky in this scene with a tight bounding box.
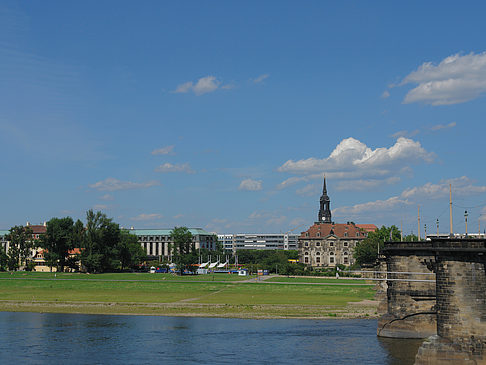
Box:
[1,1,486,235]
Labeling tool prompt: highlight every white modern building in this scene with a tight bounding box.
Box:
[218,233,299,252]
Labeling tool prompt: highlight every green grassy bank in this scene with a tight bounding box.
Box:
[0,272,377,319]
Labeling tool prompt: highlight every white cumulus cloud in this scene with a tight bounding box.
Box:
[154,163,195,174]
[278,137,433,179]
[400,52,486,105]
[89,178,160,192]
[239,178,262,191]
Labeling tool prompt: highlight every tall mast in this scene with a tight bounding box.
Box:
[449,184,453,236]
[418,205,421,241]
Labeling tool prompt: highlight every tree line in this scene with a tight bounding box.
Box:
[0,210,146,273]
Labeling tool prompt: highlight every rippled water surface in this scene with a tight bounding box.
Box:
[0,312,422,364]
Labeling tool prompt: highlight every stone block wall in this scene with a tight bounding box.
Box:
[415,238,486,364]
[378,243,436,339]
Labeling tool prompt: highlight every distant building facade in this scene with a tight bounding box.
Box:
[218,233,299,253]
[298,177,377,267]
[128,228,217,260]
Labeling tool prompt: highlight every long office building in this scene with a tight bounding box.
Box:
[218,233,299,252]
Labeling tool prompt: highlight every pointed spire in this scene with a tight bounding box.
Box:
[322,174,327,194]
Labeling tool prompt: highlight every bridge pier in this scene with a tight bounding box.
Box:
[377,243,436,338]
[415,238,486,364]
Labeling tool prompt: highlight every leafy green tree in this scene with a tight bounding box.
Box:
[39,217,76,272]
[118,230,146,270]
[354,225,401,266]
[81,210,120,273]
[0,245,8,271]
[6,226,33,271]
[170,227,195,274]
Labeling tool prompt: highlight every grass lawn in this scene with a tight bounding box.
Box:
[0,271,254,281]
[265,276,369,284]
[0,272,377,319]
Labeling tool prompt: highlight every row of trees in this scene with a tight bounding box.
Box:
[0,210,146,273]
[353,225,418,266]
[0,226,35,271]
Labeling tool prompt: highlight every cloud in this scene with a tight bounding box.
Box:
[430,122,456,131]
[335,177,400,191]
[252,74,269,84]
[221,83,235,90]
[381,90,390,98]
[391,123,455,139]
[296,184,319,197]
[130,213,162,221]
[333,176,486,218]
[152,145,175,155]
[391,129,419,138]
[174,81,193,93]
[174,76,221,95]
[100,194,114,201]
[401,176,486,199]
[400,52,486,105]
[277,176,312,190]
[154,162,195,174]
[239,178,262,191]
[89,178,160,192]
[334,196,411,216]
[92,204,108,211]
[278,137,433,178]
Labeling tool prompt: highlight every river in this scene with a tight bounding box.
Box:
[0,312,422,364]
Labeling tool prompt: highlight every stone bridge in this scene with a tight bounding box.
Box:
[378,238,486,364]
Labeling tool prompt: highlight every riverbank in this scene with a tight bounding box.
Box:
[0,300,379,319]
[0,272,378,319]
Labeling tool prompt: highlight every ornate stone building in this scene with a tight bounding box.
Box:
[298,177,376,267]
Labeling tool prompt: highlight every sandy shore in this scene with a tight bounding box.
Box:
[0,299,379,320]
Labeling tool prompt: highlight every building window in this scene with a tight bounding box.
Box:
[330,242,334,247]
[316,257,321,264]
[316,251,320,256]
[304,251,309,255]
[344,232,348,237]
[305,242,309,247]
[305,232,309,237]
[316,242,320,247]
[304,257,309,263]
[344,256,349,264]
[330,257,334,264]
[344,242,348,247]
[357,232,360,237]
[317,232,320,237]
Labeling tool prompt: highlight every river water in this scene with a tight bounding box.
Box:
[0,312,422,364]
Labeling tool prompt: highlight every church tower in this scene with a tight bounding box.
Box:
[318,176,332,223]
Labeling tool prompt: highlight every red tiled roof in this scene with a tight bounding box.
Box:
[300,222,369,239]
[355,224,378,232]
[27,225,47,234]
[68,248,83,255]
